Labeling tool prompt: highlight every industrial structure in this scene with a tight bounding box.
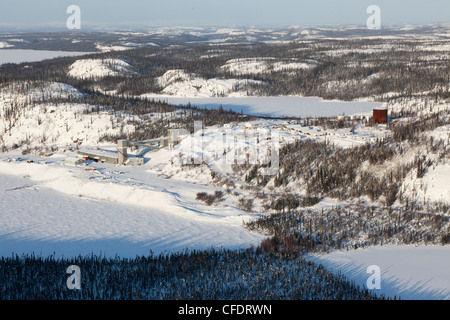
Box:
[76,130,179,166]
[373,107,388,124]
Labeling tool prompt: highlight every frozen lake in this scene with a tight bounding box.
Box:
[144,95,384,118]
[0,49,92,65]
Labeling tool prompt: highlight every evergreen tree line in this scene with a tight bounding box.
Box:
[245,204,450,255]
[0,248,388,300]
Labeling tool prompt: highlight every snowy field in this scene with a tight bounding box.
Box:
[0,49,92,65]
[308,245,450,300]
[144,95,384,118]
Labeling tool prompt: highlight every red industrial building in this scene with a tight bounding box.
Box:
[373,108,388,124]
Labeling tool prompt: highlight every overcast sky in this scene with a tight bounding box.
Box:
[0,0,448,30]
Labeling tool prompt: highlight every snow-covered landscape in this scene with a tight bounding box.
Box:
[0,157,265,258]
[0,23,449,301]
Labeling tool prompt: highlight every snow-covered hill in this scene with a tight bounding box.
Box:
[0,81,171,151]
[67,58,135,79]
[220,57,316,75]
[0,102,138,149]
[148,57,317,97]
[155,69,264,97]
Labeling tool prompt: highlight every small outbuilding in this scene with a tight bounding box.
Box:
[65,157,85,166]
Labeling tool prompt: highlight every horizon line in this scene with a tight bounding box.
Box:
[0,21,449,34]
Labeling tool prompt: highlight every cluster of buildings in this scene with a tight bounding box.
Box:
[66,130,179,167]
[64,108,390,167]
